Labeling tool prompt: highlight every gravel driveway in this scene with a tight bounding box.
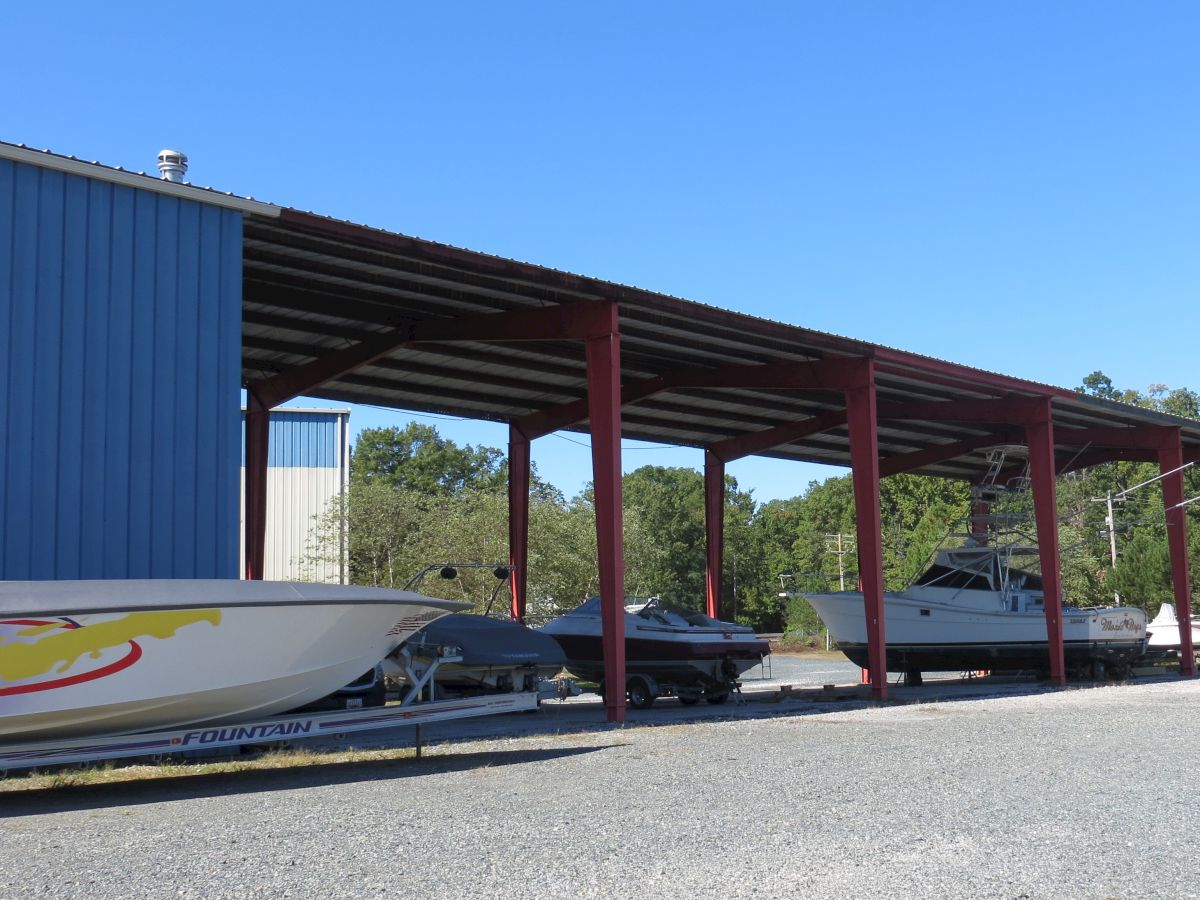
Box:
[2,674,1197,899]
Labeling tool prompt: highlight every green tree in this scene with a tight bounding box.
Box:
[351,423,506,494]
[1109,531,1175,611]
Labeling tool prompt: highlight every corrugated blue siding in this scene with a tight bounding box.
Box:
[0,158,243,580]
[240,411,347,468]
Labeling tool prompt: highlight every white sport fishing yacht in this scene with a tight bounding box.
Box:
[804,445,1150,681]
[804,544,1148,679]
[0,579,467,741]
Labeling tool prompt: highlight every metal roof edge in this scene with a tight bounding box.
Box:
[0,141,281,218]
[1057,392,1200,434]
[240,406,352,415]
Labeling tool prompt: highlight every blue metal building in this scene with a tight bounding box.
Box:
[0,146,274,580]
[239,408,351,583]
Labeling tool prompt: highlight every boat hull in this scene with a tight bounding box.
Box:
[540,621,769,685]
[0,583,462,741]
[1146,604,1200,650]
[805,590,1148,674]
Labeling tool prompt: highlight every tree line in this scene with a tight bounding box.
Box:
[304,372,1199,635]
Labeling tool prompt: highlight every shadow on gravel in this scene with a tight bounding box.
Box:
[0,743,621,817]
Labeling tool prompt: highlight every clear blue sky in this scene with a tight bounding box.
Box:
[6,3,1197,502]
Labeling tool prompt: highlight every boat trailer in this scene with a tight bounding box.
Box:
[0,651,539,773]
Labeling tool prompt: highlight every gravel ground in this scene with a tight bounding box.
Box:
[3,673,1198,899]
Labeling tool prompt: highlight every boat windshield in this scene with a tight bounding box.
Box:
[565,595,725,628]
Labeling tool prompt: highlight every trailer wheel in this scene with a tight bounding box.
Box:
[677,690,701,706]
[627,676,656,709]
[705,689,729,705]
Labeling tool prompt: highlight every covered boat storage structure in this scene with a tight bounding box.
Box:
[4,141,1200,725]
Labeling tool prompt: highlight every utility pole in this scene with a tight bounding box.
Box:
[825,533,855,591]
[1100,491,1119,567]
[824,532,855,648]
[1091,461,1194,602]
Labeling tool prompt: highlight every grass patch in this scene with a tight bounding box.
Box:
[0,744,428,793]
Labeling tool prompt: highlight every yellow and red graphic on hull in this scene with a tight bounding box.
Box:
[0,610,221,696]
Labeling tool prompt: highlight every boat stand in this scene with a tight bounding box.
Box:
[0,653,537,773]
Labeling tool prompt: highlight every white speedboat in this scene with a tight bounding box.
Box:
[539,596,770,705]
[804,546,1148,679]
[1146,603,1200,651]
[0,579,467,741]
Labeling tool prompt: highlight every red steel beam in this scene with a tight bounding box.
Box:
[704,450,725,619]
[876,396,1050,424]
[1025,400,1066,685]
[1056,445,1200,477]
[513,357,868,442]
[249,300,612,410]
[878,431,1021,478]
[708,411,849,463]
[1052,426,1180,450]
[1158,433,1195,676]
[1056,448,1159,474]
[243,395,270,580]
[508,424,531,621]
[585,306,626,724]
[845,360,888,700]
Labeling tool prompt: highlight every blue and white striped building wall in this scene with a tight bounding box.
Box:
[240,408,351,583]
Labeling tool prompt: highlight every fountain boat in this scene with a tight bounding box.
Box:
[0,579,467,741]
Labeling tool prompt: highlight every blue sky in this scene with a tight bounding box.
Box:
[5,2,1197,502]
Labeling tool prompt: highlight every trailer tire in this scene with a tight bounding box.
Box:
[627,676,656,709]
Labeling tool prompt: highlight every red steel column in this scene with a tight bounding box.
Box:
[508,424,531,621]
[585,308,626,724]
[244,394,270,580]
[1025,401,1065,684]
[1158,435,1195,676]
[970,497,990,545]
[845,361,887,700]
[704,450,725,619]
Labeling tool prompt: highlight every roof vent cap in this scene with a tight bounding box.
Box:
[157,149,188,183]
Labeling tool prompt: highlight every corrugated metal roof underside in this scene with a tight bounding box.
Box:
[241,210,1200,482]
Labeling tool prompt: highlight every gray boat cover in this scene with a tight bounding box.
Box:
[409,614,567,667]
